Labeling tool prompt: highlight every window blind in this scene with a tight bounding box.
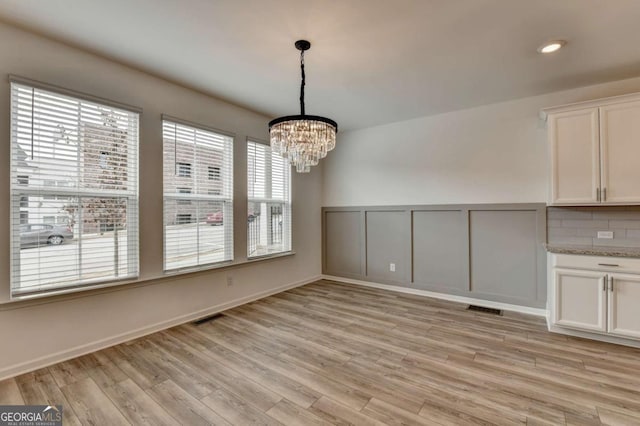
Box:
[163,120,234,271]
[247,140,291,257]
[10,82,139,297]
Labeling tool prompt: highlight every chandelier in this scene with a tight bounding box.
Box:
[269,40,338,173]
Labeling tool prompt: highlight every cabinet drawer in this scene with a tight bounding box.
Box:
[553,254,640,273]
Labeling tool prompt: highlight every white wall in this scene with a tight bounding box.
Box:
[322,76,640,206]
[0,22,322,378]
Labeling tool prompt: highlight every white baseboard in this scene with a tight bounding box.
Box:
[0,275,321,381]
[322,275,548,317]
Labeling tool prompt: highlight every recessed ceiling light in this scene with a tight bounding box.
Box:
[538,40,566,54]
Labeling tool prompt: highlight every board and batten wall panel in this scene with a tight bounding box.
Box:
[323,211,362,277]
[469,210,545,305]
[366,210,410,283]
[323,204,546,308]
[412,210,467,292]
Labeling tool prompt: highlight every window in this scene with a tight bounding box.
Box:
[99,151,108,169]
[247,140,291,257]
[163,118,233,271]
[176,187,192,205]
[208,166,221,181]
[177,162,192,178]
[10,80,139,297]
[176,214,193,225]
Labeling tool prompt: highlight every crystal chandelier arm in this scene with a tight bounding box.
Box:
[299,50,305,116]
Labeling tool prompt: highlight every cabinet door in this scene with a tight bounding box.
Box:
[553,269,607,332]
[608,273,640,339]
[548,108,600,205]
[600,100,640,203]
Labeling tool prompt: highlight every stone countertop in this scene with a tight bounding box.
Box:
[545,244,640,259]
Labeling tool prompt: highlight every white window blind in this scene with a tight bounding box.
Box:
[10,81,139,297]
[163,119,234,271]
[247,140,291,257]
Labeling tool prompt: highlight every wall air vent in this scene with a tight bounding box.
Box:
[467,305,503,316]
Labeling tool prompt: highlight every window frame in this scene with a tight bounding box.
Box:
[9,76,141,299]
[161,115,235,273]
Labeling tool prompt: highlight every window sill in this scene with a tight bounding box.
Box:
[247,250,295,262]
[1,251,296,309]
[163,260,236,277]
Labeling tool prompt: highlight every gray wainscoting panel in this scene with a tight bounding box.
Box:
[324,211,362,276]
[322,203,546,308]
[412,210,466,291]
[366,211,410,284]
[469,210,540,304]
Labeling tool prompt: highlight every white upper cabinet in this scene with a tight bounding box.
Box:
[544,93,640,206]
[548,108,600,205]
[600,100,640,203]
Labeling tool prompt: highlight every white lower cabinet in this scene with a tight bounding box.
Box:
[608,273,640,339]
[553,269,607,332]
[551,255,640,342]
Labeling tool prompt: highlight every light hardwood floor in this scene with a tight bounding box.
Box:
[2,279,640,425]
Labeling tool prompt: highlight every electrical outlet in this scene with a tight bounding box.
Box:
[226,276,234,286]
[597,231,614,239]
[389,263,396,272]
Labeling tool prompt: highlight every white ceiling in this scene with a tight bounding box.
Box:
[1,0,640,131]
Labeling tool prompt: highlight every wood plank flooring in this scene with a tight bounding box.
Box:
[2,279,640,425]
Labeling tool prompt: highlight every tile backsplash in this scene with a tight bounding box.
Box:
[547,206,640,248]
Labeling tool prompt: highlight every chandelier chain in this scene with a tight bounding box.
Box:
[300,50,306,116]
